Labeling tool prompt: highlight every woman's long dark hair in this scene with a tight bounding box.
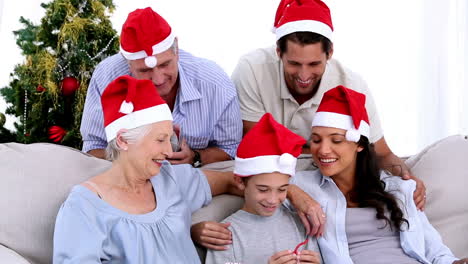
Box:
[348,136,409,231]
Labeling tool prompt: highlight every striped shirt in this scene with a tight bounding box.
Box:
[80,50,242,157]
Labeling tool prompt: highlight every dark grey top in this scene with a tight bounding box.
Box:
[346,207,420,264]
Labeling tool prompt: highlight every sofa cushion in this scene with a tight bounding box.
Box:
[405,135,468,258]
[0,245,31,264]
[0,143,111,264]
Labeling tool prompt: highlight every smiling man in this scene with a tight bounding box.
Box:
[81,7,242,167]
[232,0,426,207]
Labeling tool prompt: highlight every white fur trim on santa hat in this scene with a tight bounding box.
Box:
[120,31,176,61]
[312,111,369,140]
[275,20,333,41]
[234,153,297,177]
[105,104,173,142]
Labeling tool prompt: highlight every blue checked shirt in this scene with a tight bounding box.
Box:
[80,50,242,157]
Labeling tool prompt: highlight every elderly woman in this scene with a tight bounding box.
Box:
[290,86,467,264]
[53,75,240,263]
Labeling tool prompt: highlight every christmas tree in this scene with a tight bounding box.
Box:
[0,0,119,148]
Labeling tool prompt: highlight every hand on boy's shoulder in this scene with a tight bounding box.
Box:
[190,221,232,250]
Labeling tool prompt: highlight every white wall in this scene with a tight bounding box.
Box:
[1,0,466,156]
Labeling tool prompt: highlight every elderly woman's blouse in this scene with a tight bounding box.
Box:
[53,163,211,264]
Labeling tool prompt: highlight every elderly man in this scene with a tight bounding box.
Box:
[80,7,242,167]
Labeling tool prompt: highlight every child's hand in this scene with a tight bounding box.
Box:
[297,249,321,263]
[268,250,297,264]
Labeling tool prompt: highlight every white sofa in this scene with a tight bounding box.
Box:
[1,135,467,263]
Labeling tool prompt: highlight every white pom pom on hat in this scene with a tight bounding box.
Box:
[345,130,361,142]
[144,56,157,68]
[119,100,134,114]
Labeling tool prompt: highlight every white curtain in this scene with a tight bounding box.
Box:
[327,0,467,155]
[418,0,468,150]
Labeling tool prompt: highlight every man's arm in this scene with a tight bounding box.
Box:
[168,140,232,166]
[242,120,257,136]
[87,149,106,159]
[80,63,113,158]
[374,136,426,210]
[197,147,232,165]
[202,170,243,197]
[209,96,243,161]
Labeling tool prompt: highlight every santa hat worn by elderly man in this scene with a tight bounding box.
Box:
[101,75,173,142]
[120,7,175,68]
[234,113,306,177]
[312,85,370,142]
[272,0,334,41]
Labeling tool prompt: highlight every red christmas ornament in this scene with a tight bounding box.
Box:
[61,77,79,96]
[48,126,67,142]
[36,84,46,92]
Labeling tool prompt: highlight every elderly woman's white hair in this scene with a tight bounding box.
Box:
[105,124,152,161]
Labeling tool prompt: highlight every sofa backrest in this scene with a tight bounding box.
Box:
[0,143,111,264]
[405,135,468,257]
[1,135,466,263]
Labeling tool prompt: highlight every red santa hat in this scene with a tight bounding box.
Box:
[312,85,370,142]
[101,75,173,142]
[234,113,306,177]
[120,7,175,68]
[273,0,333,41]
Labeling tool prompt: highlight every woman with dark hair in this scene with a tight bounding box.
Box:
[289,85,466,264]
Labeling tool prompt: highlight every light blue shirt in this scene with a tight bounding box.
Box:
[80,50,242,157]
[288,170,459,264]
[53,163,211,264]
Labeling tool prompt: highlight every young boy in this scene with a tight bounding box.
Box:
[205,113,322,264]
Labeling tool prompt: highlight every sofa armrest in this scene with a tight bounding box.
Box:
[0,245,31,264]
[405,135,468,257]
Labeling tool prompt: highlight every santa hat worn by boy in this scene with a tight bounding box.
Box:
[272,0,333,41]
[120,7,175,68]
[101,75,173,142]
[312,85,370,142]
[234,113,306,177]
